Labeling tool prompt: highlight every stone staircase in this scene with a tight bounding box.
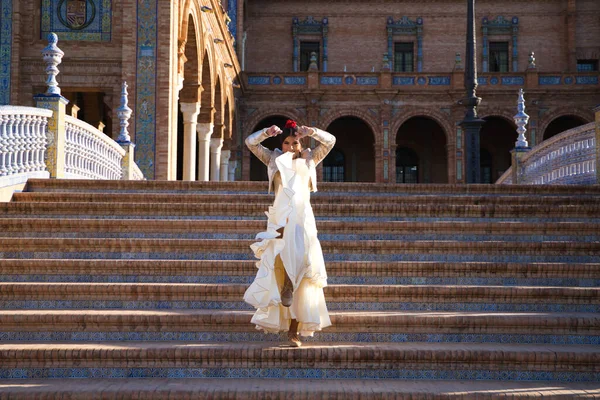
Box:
[0,178,599,399]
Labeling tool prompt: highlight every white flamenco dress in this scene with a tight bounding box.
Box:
[243,151,332,337]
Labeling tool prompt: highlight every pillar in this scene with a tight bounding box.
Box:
[196,123,213,181]
[180,102,200,181]
[210,136,224,181]
[220,149,231,181]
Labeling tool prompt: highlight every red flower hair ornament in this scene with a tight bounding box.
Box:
[284,120,298,130]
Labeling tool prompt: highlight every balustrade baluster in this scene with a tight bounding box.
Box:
[24,115,34,172]
[0,115,7,176]
[6,114,16,175]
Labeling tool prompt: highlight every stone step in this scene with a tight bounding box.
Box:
[1,238,598,260]
[2,282,597,307]
[2,201,599,219]
[1,310,598,344]
[12,191,600,206]
[2,259,598,287]
[2,218,598,239]
[0,342,598,381]
[24,178,600,196]
[1,378,599,399]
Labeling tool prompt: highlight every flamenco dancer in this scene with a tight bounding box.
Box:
[244,119,336,347]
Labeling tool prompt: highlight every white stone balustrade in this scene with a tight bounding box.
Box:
[497,123,596,185]
[64,115,125,180]
[0,106,52,177]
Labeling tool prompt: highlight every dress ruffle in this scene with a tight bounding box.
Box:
[243,152,331,336]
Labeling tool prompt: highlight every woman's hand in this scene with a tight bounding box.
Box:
[296,126,314,139]
[266,125,283,137]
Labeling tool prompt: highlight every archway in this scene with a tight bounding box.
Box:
[396,147,419,183]
[395,117,447,183]
[249,116,290,181]
[176,15,202,181]
[325,117,375,182]
[479,116,516,183]
[543,115,588,141]
[323,148,345,182]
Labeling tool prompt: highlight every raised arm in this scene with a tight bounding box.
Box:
[307,128,336,166]
[245,128,275,166]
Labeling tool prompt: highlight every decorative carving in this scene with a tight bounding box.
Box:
[292,16,329,72]
[116,82,133,144]
[513,89,530,148]
[528,52,536,69]
[41,33,65,95]
[386,16,423,72]
[42,0,112,41]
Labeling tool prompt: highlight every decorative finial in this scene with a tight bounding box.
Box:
[381,53,391,72]
[308,52,318,71]
[513,88,530,148]
[116,81,133,144]
[454,52,463,70]
[41,33,65,95]
[528,52,536,69]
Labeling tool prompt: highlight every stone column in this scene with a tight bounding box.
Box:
[210,137,224,181]
[220,149,231,181]
[180,102,200,181]
[196,123,213,181]
[228,160,237,182]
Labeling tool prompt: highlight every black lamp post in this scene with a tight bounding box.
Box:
[460,0,485,183]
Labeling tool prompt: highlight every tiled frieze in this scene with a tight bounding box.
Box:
[134,0,157,178]
[40,0,112,41]
[0,0,12,105]
[0,367,598,381]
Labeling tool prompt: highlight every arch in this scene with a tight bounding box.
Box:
[395,116,448,183]
[396,147,419,183]
[319,108,380,142]
[244,108,306,138]
[538,107,593,139]
[212,76,224,138]
[480,148,493,184]
[198,53,214,123]
[323,148,345,182]
[479,110,518,128]
[179,14,202,102]
[479,116,516,183]
[542,114,591,141]
[326,116,376,182]
[391,108,453,143]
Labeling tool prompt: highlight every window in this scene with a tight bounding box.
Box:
[394,42,414,72]
[323,148,345,182]
[396,147,418,183]
[577,59,599,72]
[489,42,509,72]
[300,42,320,71]
[480,148,493,184]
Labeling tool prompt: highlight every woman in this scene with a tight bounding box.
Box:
[244,120,336,347]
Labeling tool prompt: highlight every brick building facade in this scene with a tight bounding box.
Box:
[3,0,241,181]
[2,0,599,183]
[238,0,600,183]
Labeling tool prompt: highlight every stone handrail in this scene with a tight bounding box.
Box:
[0,106,53,177]
[0,104,144,201]
[497,123,596,185]
[64,115,125,180]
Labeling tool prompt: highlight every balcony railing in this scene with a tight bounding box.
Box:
[497,123,596,185]
[244,71,599,91]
